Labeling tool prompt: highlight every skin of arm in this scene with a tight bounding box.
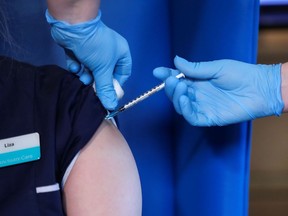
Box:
[63,120,142,216]
[46,0,100,24]
[281,62,288,113]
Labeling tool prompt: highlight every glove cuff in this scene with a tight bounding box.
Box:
[45,9,102,45]
[270,64,284,116]
[45,9,101,28]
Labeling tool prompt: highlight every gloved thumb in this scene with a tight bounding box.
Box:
[113,55,132,86]
[174,56,219,80]
[94,71,118,110]
[78,67,93,85]
[68,61,94,85]
[153,67,180,81]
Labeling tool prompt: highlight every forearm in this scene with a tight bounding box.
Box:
[46,0,100,24]
[281,62,288,112]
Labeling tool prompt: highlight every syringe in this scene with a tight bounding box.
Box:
[105,73,185,119]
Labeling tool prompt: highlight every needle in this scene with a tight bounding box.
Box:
[105,73,185,119]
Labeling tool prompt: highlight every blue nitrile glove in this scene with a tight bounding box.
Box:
[153,56,284,126]
[64,49,94,85]
[46,10,132,110]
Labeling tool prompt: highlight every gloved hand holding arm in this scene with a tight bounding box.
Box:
[153,56,286,126]
[46,0,100,84]
[46,0,132,110]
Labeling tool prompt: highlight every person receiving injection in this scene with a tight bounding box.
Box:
[0,0,141,215]
[153,56,288,126]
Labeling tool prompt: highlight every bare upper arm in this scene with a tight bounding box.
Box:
[63,119,142,216]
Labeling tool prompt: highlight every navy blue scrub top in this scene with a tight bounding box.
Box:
[0,56,106,215]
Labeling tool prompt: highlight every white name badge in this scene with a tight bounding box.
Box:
[0,132,41,168]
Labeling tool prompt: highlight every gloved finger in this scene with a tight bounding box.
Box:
[174,56,221,79]
[113,48,132,86]
[173,81,188,114]
[165,76,179,101]
[113,63,131,86]
[153,67,177,81]
[179,95,210,126]
[64,49,81,74]
[68,60,81,74]
[94,71,117,110]
[153,67,171,81]
[79,69,93,85]
[187,88,196,101]
[72,64,86,77]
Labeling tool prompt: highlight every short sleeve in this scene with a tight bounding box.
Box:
[40,65,107,182]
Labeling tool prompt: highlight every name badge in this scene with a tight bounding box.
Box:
[0,133,41,168]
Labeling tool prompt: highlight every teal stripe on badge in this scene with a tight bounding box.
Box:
[0,146,41,168]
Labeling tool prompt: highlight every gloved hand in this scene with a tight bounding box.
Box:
[153,56,284,126]
[46,10,131,110]
[63,49,94,85]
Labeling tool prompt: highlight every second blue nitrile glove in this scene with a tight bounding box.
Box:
[153,56,284,126]
[46,10,131,110]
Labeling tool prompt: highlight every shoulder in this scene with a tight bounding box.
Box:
[0,55,68,83]
[0,55,105,120]
[0,55,71,78]
[0,55,86,94]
